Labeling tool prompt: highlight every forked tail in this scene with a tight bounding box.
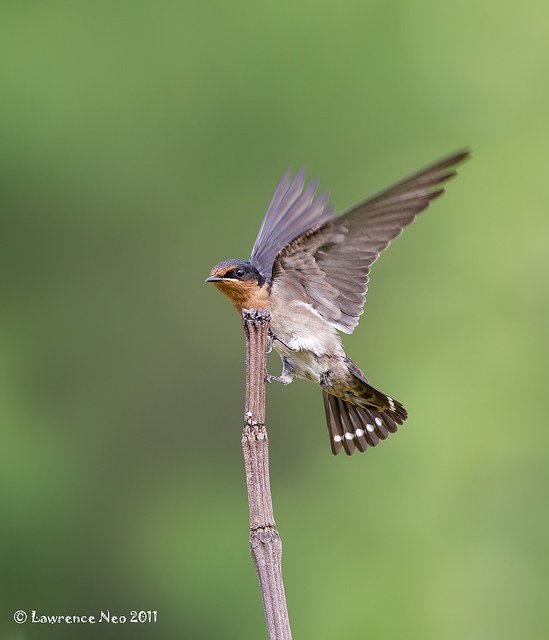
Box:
[322,378,408,456]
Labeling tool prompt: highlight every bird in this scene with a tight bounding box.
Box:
[206,150,470,455]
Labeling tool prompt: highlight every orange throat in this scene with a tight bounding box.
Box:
[214,280,270,314]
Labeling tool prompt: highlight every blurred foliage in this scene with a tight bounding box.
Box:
[1,1,548,639]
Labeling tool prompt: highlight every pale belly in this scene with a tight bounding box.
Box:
[273,344,324,383]
[269,300,345,384]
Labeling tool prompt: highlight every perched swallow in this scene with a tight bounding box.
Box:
[207,150,470,455]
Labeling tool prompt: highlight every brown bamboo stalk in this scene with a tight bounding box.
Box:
[241,308,292,640]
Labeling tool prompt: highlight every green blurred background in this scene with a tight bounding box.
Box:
[1,1,548,639]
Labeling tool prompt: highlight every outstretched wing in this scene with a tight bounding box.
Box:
[271,150,470,334]
[250,169,335,280]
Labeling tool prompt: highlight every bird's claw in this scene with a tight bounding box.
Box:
[266,373,293,385]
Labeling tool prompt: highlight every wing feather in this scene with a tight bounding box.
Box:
[272,150,470,333]
[250,169,334,278]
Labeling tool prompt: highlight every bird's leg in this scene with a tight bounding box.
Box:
[266,356,294,385]
[269,330,299,352]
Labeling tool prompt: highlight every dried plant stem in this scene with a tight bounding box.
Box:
[242,308,292,640]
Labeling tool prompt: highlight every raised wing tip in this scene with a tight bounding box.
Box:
[250,167,335,278]
[430,187,445,201]
[280,167,322,193]
[445,148,472,166]
[293,167,306,188]
[317,190,330,206]
[433,148,472,184]
[456,147,472,159]
[307,177,319,194]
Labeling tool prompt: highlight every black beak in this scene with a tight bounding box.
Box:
[205,276,223,283]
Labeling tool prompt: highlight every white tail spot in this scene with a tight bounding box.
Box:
[375,417,383,427]
[344,432,354,440]
[366,424,374,432]
[333,435,342,443]
[355,428,364,437]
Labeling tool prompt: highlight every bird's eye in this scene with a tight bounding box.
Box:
[235,268,246,278]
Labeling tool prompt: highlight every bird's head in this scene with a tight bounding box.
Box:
[205,259,269,313]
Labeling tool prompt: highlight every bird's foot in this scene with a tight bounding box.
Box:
[266,372,293,385]
[266,356,294,385]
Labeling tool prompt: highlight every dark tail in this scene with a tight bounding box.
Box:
[322,382,408,456]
